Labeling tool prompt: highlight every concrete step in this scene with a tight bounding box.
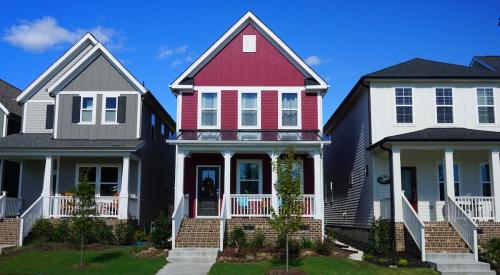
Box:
[439,271,495,275]
[427,253,474,261]
[430,261,491,271]
[427,253,495,275]
[167,248,219,264]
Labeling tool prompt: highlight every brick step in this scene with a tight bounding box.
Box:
[423,221,470,253]
[176,218,220,248]
[0,218,21,246]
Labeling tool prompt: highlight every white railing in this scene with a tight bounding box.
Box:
[49,196,119,218]
[19,196,44,246]
[456,196,495,222]
[401,194,426,261]
[302,195,315,217]
[171,194,189,249]
[5,197,22,217]
[446,195,479,260]
[219,195,227,251]
[230,194,272,217]
[0,192,5,218]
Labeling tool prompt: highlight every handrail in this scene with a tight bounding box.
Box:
[19,196,44,246]
[219,194,227,251]
[0,192,6,219]
[446,195,479,260]
[49,195,119,217]
[401,194,426,261]
[171,194,188,249]
[455,196,495,221]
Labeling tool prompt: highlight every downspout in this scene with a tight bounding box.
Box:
[379,141,396,250]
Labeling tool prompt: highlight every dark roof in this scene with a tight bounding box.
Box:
[472,56,500,72]
[0,79,23,116]
[0,133,143,151]
[369,128,500,150]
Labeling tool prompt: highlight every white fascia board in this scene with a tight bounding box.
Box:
[48,43,147,95]
[16,33,98,103]
[0,103,10,116]
[170,11,329,92]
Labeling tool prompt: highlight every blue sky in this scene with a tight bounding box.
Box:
[1,0,499,123]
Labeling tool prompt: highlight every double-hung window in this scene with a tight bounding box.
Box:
[200,92,218,128]
[480,164,491,196]
[477,88,495,123]
[395,88,413,123]
[240,92,259,128]
[237,160,262,194]
[77,165,120,196]
[80,97,94,123]
[436,88,453,123]
[281,92,299,128]
[103,97,118,123]
[437,163,460,200]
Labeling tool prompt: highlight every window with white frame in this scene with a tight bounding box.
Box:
[103,97,118,123]
[436,88,453,123]
[80,97,94,123]
[477,88,495,123]
[395,88,413,123]
[480,164,491,196]
[77,165,120,196]
[237,160,261,194]
[277,158,304,192]
[240,92,259,128]
[281,92,299,127]
[200,92,218,127]
[437,163,460,200]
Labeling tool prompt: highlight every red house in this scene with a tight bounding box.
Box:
[168,12,329,251]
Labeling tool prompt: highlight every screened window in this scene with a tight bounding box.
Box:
[77,165,120,196]
[436,88,453,123]
[80,97,94,123]
[480,164,491,196]
[437,163,460,200]
[238,161,261,194]
[395,88,413,123]
[78,166,97,192]
[477,88,495,123]
[240,93,258,127]
[281,93,298,127]
[104,97,117,123]
[201,93,218,127]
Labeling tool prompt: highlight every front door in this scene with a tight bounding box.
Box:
[197,166,220,217]
[2,161,20,197]
[401,166,418,212]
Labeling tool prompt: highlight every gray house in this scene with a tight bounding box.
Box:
[0,33,176,246]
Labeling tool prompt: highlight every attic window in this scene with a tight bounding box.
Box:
[242,35,256,52]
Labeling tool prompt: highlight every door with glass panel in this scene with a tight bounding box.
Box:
[196,166,220,217]
[401,166,418,212]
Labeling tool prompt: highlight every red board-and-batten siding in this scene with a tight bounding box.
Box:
[179,24,319,131]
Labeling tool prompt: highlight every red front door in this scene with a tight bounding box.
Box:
[401,167,418,212]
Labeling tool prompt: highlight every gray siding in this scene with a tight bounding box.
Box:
[62,54,135,91]
[324,86,373,229]
[56,93,138,139]
[24,101,54,133]
[20,160,44,209]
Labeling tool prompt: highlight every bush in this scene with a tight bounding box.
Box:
[151,212,171,249]
[367,218,391,255]
[300,237,316,250]
[276,235,301,256]
[481,238,500,268]
[315,234,335,256]
[52,219,71,243]
[115,222,135,245]
[250,230,266,249]
[81,219,114,245]
[30,219,55,242]
[134,230,148,243]
[397,258,409,267]
[230,227,247,248]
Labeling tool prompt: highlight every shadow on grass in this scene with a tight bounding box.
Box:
[89,251,123,263]
[270,257,304,267]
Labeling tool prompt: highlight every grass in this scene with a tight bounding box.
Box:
[209,256,438,275]
[0,246,166,275]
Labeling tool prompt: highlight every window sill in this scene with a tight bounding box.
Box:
[77,122,95,125]
[102,122,120,125]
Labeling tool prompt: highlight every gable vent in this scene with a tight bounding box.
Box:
[242,35,256,52]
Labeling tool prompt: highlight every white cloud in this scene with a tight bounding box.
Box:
[3,16,123,53]
[157,45,188,59]
[305,55,329,67]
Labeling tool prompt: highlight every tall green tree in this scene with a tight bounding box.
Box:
[269,146,303,272]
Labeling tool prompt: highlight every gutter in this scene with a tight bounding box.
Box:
[378,140,396,251]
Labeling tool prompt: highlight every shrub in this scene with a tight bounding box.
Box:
[81,219,114,245]
[115,222,135,245]
[250,230,266,249]
[367,218,391,255]
[397,258,409,267]
[377,257,389,264]
[134,230,148,243]
[151,212,171,249]
[276,235,301,256]
[315,234,335,256]
[230,227,247,248]
[52,219,71,243]
[300,237,316,250]
[481,238,500,268]
[30,219,55,242]
[363,254,374,261]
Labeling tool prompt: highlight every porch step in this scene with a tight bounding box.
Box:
[424,221,470,253]
[176,218,220,248]
[0,218,20,246]
[167,248,219,263]
[427,253,495,275]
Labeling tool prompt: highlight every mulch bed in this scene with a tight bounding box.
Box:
[363,252,431,268]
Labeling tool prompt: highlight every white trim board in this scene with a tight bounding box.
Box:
[197,90,222,129]
[236,159,263,194]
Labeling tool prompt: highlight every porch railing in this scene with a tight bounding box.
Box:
[0,192,22,218]
[446,195,479,260]
[230,194,272,217]
[49,196,119,218]
[219,195,228,251]
[19,196,44,246]
[171,194,189,249]
[401,194,426,261]
[456,196,495,222]
[301,195,315,217]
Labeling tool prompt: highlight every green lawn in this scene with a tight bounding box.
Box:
[0,246,166,275]
[209,256,438,275]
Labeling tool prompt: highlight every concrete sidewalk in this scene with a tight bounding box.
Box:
[156,262,214,275]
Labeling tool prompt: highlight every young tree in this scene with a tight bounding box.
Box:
[71,176,97,269]
[269,146,303,272]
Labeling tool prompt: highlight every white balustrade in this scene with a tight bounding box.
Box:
[19,196,44,245]
[401,194,426,261]
[230,194,272,217]
[302,195,315,217]
[219,195,227,251]
[171,194,189,249]
[0,192,6,219]
[456,196,495,221]
[446,196,479,260]
[49,196,119,218]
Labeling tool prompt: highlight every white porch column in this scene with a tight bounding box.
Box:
[490,149,500,221]
[392,148,403,222]
[118,155,130,219]
[268,151,279,212]
[174,149,187,209]
[312,150,324,220]
[444,148,455,200]
[221,151,233,218]
[41,156,53,218]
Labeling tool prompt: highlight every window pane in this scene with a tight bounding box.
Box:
[483,183,491,196]
[79,167,96,182]
[242,93,257,108]
[239,163,259,180]
[81,110,93,122]
[282,93,297,108]
[240,181,259,194]
[82,97,93,109]
[105,110,116,122]
[242,110,257,126]
[479,107,495,123]
[105,97,116,109]
[101,167,119,182]
[437,106,453,123]
[201,110,217,126]
[282,110,298,126]
[100,184,118,196]
[396,106,412,123]
[201,93,217,108]
[481,164,491,182]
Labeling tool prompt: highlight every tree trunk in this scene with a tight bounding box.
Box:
[286,233,289,272]
[80,234,83,269]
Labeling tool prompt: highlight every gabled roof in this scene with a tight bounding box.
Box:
[170,11,328,93]
[0,79,22,116]
[470,56,500,72]
[16,33,98,103]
